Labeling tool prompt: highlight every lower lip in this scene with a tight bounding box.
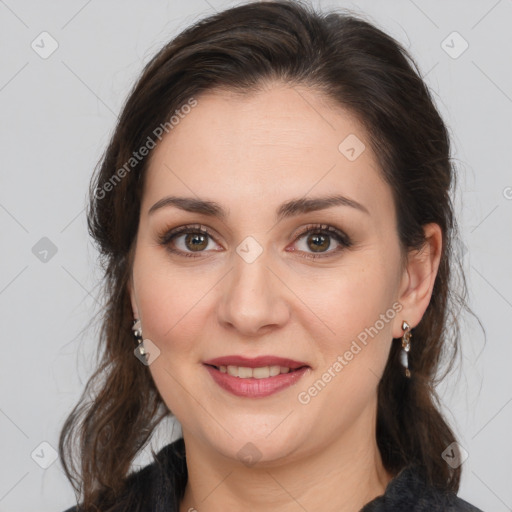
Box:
[204,365,309,398]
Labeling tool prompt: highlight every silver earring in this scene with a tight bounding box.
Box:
[400,321,412,378]
[132,319,146,358]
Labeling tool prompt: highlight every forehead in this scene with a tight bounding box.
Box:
[142,83,394,224]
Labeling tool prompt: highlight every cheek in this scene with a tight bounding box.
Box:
[299,258,398,368]
[305,262,395,328]
[132,252,215,355]
[132,255,215,417]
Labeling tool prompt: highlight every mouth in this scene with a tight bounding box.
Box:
[202,355,311,398]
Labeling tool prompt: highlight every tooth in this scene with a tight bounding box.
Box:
[253,366,270,379]
[221,365,293,378]
[269,365,281,377]
[238,366,253,378]
[227,365,239,377]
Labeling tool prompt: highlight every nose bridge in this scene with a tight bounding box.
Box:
[218,243,289,335]
[233,245,270,293]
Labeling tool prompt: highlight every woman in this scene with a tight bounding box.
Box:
[59,1,483,510]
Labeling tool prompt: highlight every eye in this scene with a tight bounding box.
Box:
[156,224,221,258]
[289,224,352,259]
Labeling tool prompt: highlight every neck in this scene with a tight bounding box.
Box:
[179,413,393,512]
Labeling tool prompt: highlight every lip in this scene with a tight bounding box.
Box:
[204,365,309,398]
[203,355,308,369]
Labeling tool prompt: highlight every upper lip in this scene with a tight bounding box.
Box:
[203,355,309,369]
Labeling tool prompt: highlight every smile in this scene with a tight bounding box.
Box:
[203,362,310,398]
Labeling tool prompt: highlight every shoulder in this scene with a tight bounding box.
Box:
[60,437,187,512]
[361,465,485,512]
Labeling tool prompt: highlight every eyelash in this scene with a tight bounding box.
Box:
[156,223,353,260]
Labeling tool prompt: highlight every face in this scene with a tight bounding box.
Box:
[129,83,408,465]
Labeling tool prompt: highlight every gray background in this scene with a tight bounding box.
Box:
[1,0,511,511]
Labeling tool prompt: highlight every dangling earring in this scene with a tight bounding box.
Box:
[400,321,412,378]
[132,319,146,358]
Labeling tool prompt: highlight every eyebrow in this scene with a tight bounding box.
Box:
[148,194,370,221]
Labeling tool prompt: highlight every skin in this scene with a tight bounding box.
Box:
[128,82,442,512]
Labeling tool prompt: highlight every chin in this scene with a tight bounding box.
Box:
[197,419,309,468]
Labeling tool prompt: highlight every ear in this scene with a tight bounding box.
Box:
[392,223,443,338]
[127,275,140,320]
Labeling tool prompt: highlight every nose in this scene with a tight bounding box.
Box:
[217,250,291,337]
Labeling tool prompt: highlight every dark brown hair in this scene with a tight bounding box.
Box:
[59,1,478,509]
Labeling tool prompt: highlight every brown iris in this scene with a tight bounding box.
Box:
[185,233,208,251]
[307,233,330,252]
